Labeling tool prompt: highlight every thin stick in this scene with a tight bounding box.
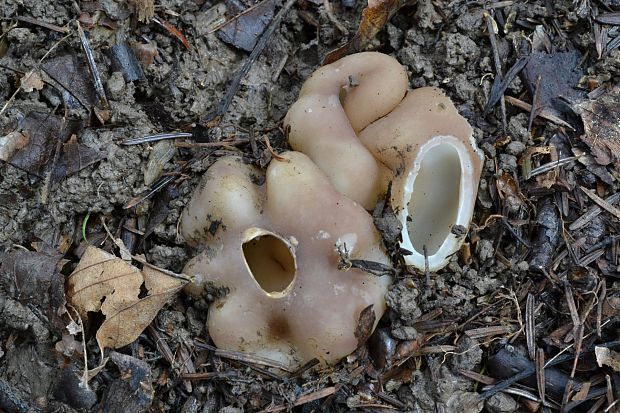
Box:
[76,21,109,110]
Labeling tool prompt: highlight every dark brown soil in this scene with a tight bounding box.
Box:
[1,0,619,412]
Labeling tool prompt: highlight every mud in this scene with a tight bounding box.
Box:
[1,0,617,411]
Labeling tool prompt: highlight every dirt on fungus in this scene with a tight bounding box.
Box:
[1,0,620,412]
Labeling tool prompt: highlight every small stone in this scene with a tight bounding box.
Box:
[476,239,494,262]
[106,72,125,100]
[506,141,526,156]
[391,325,420,340]
[499,154,517,172]
[507,113,530,142]
[485,392,518,413]
[456,9,484,32]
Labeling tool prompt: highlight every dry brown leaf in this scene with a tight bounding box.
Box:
[0,131,28,161]
[66,246,186,350]
[323,0,416,65]
[21,69,44,92]
[496,172,530,211]
[573,88,620,168]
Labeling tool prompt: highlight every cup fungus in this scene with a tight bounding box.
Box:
[181,152,391,368]
[284,52,484,271]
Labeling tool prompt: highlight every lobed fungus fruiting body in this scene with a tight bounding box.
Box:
[284,52,484,271]
[181,52,483,369]
[180,152,391,368]
[283,52,408,210]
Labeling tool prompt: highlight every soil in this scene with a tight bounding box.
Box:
[1,0,619,412]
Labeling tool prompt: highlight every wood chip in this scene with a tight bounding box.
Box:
[526,294,536,360]
[261,386,339,412]
[465,325,513,339]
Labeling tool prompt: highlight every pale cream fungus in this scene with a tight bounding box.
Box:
[181,153,391,368]
[285,52,484,271]
[181,52,483,369]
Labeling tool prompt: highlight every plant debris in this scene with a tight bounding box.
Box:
[42,55,99,110]
[101,351,154,412]
[573,87,620,167]
[216,0,277,52]
[0,112,104,182]
[323,0,416,64]
[2,0,620,411]
[65,246,187,351]
[521,50,584,119]
[0,249,66,331]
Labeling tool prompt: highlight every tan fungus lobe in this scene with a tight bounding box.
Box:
[181,152,391,368]
[284,52,484,271]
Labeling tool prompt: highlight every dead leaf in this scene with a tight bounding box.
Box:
[53,134,105,183]
[354,304,376,346]
[496,172,530,211]
[152,15,190,50]
[571,381,590,401]
[216,0,276,52]
[102,352,154,412]
[521,51,585,118]
[66,246,186,350]
[0,131,28,161]
[143,184,178,240]
[518,146,551,180]
[0,249,66,332]
[573,88,620,168]
[132,42,158,67]
[595,346,620,372]
[21,70,44,92]
[6,112,64,177]
[42,55,98,110]
[323,0,416,65]
[0,113,104,181]
[602,296,620,317]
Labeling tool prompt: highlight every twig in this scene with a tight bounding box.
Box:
[121,132,193,145]
[527,75,542,132]
[479,339,620,402]
[76,21,109,110]
[529,156,579,178]
[124,175,176,209]
[260,386,340,413]
[580,186,620,221]
[323,0,347,33]
[15,15,69,33]
[504,95,575,130]
[525,293,536,360]
[484,11,507,130]
[194,341,293,372]
[569,192,620,231]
